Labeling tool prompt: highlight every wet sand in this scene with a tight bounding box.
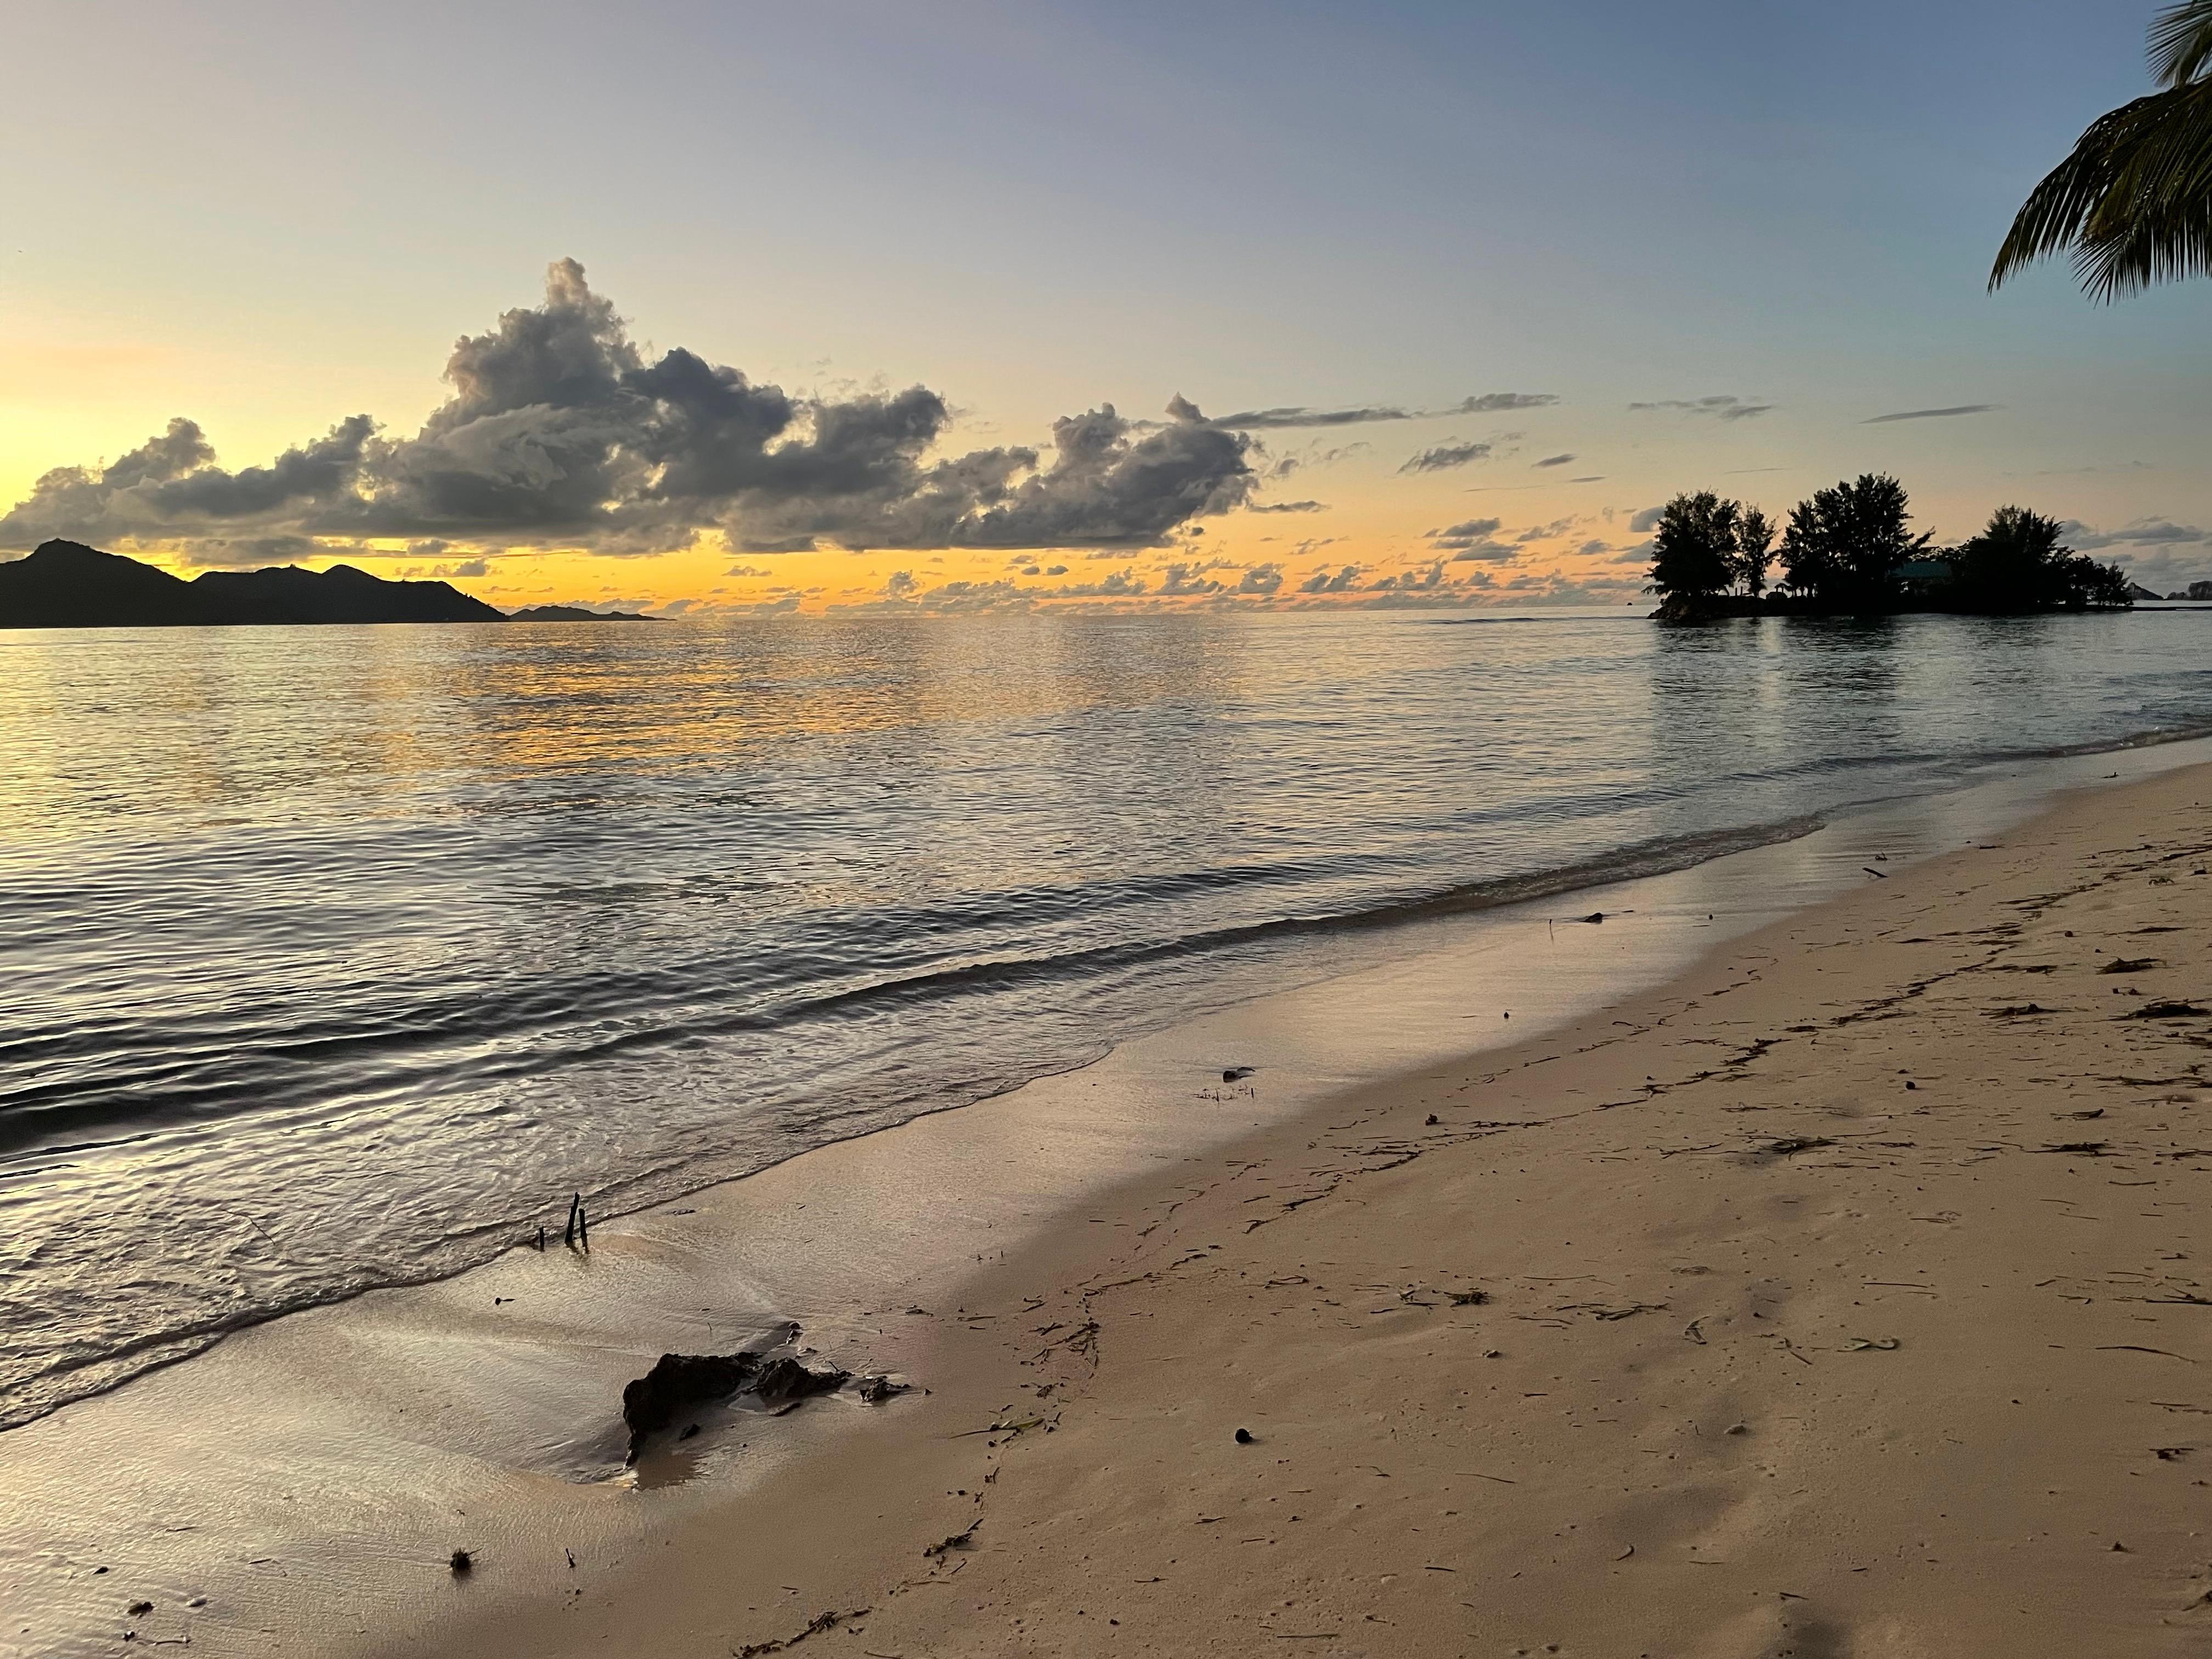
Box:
[8,749,2212,1656]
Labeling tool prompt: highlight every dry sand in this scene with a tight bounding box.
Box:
[415,760,2212,1659]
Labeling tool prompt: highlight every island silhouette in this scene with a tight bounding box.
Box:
[0,541,655,627]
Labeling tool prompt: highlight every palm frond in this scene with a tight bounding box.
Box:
[2148,0,2212,88]
[1990,82,2212,297]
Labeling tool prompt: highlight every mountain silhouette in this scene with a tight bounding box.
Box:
[0,540,510,627]
[507,603,661,622]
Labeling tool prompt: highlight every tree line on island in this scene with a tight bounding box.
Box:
[1646,474,2137,621]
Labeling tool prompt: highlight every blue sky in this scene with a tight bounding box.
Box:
[4,0,2207,608]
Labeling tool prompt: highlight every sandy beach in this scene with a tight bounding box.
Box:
[350,758,2212,1658]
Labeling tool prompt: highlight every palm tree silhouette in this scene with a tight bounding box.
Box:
[1991,1,2212,298]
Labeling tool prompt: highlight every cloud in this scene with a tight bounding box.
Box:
[1628,396,1774,421]
[1400,439,1493,474]
[1269,440,1370,480]
[1863,404,1997,424]
[1454,393,1558,413]
[1237,562,1284,595]
[1,260,1255,560]
[1367,560,1449,593]
[1628,505,1664,532]
[726,563,773,576]
[1054,567,1149,597]
[1568,475,1605,483]
[1533,453,1577,469]
[1156,562,1221,595]
[1211,392,1555,430]
[1576,538,1611,557]
[2106,545,2212,590]
[2061,517,2206,550]
[1299,563,1363,594]
[1215,404,1415,430]
[1426,517,1520,561]
[1515,516,1577,543]
[1246,499,1327,514]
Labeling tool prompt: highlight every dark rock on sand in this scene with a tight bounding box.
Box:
[752,1355,850,1411]
[621,1342,855,1458]
[622,1352,762,1457]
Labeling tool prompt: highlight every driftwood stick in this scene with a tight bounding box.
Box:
[564,1193,580,1249]
[578,1203,590,1251]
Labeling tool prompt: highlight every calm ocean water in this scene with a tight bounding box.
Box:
[4,606,2211,1428]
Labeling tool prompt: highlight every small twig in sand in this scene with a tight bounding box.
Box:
[922,1521,979,1559]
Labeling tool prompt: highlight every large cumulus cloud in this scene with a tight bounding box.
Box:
[0,259,1254,558]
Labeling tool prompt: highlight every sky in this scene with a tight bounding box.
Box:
[4,0,2210,614]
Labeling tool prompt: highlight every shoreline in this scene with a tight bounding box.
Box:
[19,716,2212,1442]
[430,754,2212,1658]
[6,745,2212,1655]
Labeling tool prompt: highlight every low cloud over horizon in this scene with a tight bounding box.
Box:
[1864,404,1999,424]
[1211,392,1558,430]
[0,261,1266,565]
[1628,396,1774,421]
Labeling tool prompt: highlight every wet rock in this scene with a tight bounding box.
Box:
[855,1374,909,1404]
[752,1355,850,1411]
[622,1352,761,1458]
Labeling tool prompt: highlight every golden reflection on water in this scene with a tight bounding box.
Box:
[0,614,1291,848]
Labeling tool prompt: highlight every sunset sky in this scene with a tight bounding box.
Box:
[5,0,2210,614]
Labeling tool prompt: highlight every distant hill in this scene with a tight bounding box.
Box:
[507,603,661,622]
[0,539,507,627]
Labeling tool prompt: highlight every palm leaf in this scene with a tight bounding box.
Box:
[1991,82,2212,298]
[1993,1,2212,298]
[2148,0,2212,87]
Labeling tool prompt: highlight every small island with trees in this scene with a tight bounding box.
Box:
[1646,473,2136,621]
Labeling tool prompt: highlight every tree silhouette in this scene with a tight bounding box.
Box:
[1734,506,1775,597]
[1779,475,1930,611]
[1946,505,2135,610]
[1647,492,1740,607]
[1991,1,2212,298]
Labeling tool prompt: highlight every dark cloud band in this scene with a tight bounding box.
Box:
[0,261,1255,558]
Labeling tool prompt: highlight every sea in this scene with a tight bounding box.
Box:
[4,604,2211,1431]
